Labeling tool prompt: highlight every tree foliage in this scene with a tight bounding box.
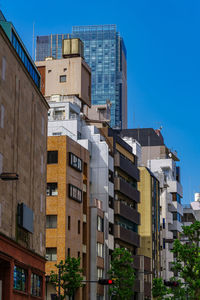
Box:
[152,221,200,299]
[171,221,200,299]
[108,247,135,300]
[152,278,168,299]
[50,256,83,300]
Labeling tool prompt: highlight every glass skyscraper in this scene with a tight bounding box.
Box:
[36,25,127,129]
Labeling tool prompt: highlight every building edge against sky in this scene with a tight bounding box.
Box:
[36,24,127,130]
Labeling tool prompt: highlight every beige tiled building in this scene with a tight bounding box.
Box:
[0,19,49,300]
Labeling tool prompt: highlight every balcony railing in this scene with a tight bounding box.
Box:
[114,224,140,247]
[114,177,140,203]
[114,152,140,181]
[114,201,140,225]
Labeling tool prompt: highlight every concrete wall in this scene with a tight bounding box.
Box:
[0,26,48,257]
[36,57,91,107]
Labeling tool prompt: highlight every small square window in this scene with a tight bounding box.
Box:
[60,75,66,82]
[46,248,57,261]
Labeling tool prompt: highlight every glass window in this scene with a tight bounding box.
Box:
[69,152,82,172]
[31,273,42,297]
[97,216,104,232]
[97,243,104,258]
[46,183,58,196]
[46,248,57,261]
[97,268,103,279]
[46,215,57,228]
[47,151,58,164]
[13,266,27,292]
[69,184,82,203]
[60,75,66,82]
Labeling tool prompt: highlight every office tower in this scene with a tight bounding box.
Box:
[0,14,48,300]
[36,24,127,129]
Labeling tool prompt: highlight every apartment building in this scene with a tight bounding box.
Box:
[46,135,90,300]
[118,128,183,281]
[36,40,115,299]
[0,15,48,300]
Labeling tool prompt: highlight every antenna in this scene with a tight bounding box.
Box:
[32,22,35,60]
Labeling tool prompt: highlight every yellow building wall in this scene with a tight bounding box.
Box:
[46,136,67,274]
[137,167,152,259]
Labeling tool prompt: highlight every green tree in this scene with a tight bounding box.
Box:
[152,278,168,300]
[171,221,200,299]
[108,247,135,300]
[50,256,83,300]
[152,221,200,300]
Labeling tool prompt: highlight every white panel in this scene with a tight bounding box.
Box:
[40,194,43,212]
[0,105,4,128]
[41,116,44,135]
[40,232,43,252]
[2,57,6,80]
[41,155,44,174]
[0,153,3,173]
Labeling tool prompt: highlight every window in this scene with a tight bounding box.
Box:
[31,273,42,297]
[68,248,70,257]
[46,183,58,196]
[109,170,114,183]
[78,251,80,258]
[109,223,114,235]
[46,215,57,228]
[46,248,57,261]
[97,243,104,258]
[47,151,58,164]
[163,218,165,229]
[109,196,114,209]
[97,268,103,279]
[13,266,27,292]
[97,216,104,232]
[69,184,82,203]
[78,220,81,234]
[69,152,82,172]
[60,75,66,82]
[68,216,71,230]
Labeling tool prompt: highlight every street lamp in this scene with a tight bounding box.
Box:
[0,172,19,180]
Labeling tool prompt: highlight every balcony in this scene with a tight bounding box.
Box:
[167,180,183,197]
[114,152,140,181]
[144,282,151,297]
[114,177,140,203]
[114,224,140,248]
[114,201,140,225]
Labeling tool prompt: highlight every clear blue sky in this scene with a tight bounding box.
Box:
[1,0,200,204]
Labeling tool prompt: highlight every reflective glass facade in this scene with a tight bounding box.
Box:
[36,25,127,128]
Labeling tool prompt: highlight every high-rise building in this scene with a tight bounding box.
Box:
[36,24,127,129]
[0,14,48,300]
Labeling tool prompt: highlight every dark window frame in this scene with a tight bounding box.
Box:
[31,273,42,297]
[69,184,82,203]
[60,75,67,82]
[13,265,27,292]
[46,247,57,261]
[46,215,57,228]
[69,152,82,172]
[46,182,58,196]
[47,151,58,164]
